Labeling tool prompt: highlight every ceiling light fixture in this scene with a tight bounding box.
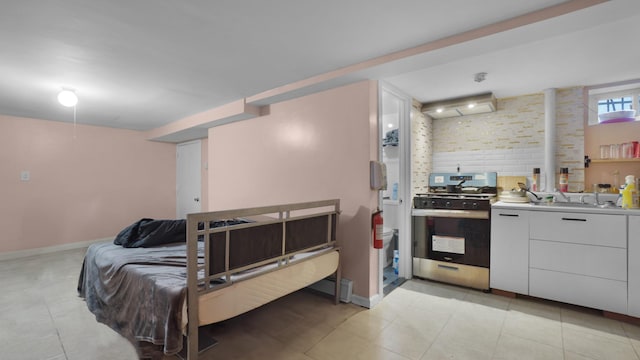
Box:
[421,92,496,119]
[57,89,78,107]
[57,88,79,138]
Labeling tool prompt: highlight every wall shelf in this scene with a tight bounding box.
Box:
[591,158,640,163]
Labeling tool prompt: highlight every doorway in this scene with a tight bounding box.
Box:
[379,83,411,296]
[176,140,202,218]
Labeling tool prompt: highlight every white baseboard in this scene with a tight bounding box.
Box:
[350,293,382,309]
[308,278,353,303]
[0,237,113,261]
[308,278,383,309]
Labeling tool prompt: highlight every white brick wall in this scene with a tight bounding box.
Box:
[428,87,585,191]
[433,147,545,175]
[411,101,431,195]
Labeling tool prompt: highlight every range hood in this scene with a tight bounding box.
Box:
[421,92,497,119]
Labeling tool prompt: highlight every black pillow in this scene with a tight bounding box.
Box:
[114,218,186,248]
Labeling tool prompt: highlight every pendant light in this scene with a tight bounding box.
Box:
[57,89,78,107]
[58,88,78,138]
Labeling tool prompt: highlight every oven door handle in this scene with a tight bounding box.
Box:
[411,209,489,219]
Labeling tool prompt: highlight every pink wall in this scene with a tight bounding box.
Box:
[208,81,380,299]
[201,138,209,212]
[584,120,640,187]
[0,115,176,253]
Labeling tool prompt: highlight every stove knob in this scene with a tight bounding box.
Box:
[472,202,479,209]
[431,200,437,208]
[445,201,452,208]
[462,201,468,209]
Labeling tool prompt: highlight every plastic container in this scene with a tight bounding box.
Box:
[598,184,612,193]
[559,168,569,192]
[621,175,639,209]
[610,144,620,159]
[622,142,634,158]
[532,168,540,192]
[617,190,623,207]
[613,171,620,193]
[392,183,398,200]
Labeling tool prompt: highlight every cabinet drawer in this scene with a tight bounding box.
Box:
[530,240,626,281]
[529,211,626,248]
[530,268,627,314]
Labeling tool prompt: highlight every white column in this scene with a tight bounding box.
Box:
[544,88,556,191]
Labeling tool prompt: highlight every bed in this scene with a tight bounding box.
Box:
[78,199,341,360]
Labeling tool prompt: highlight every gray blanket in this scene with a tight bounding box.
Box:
[77,242,203,356]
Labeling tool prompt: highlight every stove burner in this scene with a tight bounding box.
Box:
[413,192,496,210]
[414,196,493,210]
[428,186,497,194]
[416,192,496,199]
[417,172,498,210]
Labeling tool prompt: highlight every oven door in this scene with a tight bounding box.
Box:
[412,209,490,268]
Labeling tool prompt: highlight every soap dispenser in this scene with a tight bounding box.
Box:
[621,175,639,209]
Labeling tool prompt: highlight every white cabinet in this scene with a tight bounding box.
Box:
[529,211,626,248]
[491,203,637,316]
[490,209,529,294]
[528,211,627,314]
[529,269,627,313]
[629,215,640,317]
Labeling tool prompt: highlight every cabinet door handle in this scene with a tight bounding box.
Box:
[499,213,519,217]
[561,217,587,222]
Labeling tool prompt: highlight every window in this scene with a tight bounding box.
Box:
[587,82,640,125]
[598,96,633,113]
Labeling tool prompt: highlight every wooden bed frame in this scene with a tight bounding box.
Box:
[184,199,341,360]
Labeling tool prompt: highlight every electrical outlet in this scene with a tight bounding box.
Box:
[20,171,30,182]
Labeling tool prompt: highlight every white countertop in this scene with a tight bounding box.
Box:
[492,200,640,215]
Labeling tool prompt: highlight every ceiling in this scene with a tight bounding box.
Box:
[1,0,639,132]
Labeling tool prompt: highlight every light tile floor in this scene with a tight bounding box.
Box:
[2,247,640,359]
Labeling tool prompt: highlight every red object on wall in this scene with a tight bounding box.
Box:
[372,210,383,249]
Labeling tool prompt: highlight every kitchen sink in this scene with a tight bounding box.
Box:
[531,201,617,209]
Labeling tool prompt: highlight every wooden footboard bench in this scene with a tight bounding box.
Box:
[184,199,342,359]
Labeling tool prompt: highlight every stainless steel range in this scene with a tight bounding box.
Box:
[412,172,497,290]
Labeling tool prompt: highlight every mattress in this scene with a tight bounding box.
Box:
[80,241,339,353]
[186,248,339,327]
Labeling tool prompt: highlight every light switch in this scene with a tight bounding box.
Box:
[20,171,30,182]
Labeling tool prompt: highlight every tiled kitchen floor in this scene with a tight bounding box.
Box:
[1,247,640,360]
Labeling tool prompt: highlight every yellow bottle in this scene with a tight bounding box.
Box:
[621,175,638,209]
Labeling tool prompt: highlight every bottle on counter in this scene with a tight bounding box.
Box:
[621,175,639,209]
[559,167,569,192]
[532,168,540,192]
[612,170,620,193]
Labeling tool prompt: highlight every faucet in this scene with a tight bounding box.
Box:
[578,191,601,206]
[556,189,571,202]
